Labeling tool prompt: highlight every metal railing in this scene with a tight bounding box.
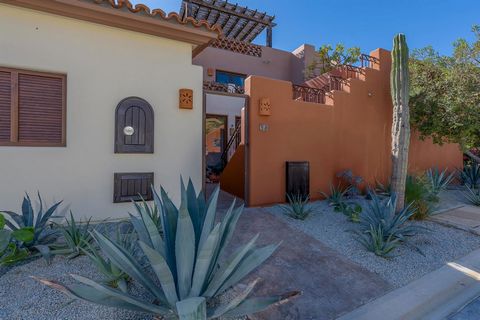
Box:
[221,121,242,167]
[203,81,245,94]
[360,53,380,68]
[293,85,326,104]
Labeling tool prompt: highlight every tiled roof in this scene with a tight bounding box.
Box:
[89,0,223,36]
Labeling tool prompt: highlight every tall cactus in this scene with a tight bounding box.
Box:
[390,34,411,212]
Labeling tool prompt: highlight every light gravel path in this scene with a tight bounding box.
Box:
[266,196,480,288]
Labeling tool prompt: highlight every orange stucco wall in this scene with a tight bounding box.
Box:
[220,144,245,199]
[244,48,463,206]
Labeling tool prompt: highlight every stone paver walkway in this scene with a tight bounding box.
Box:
[431,205,480,235]
[211,186,391,320]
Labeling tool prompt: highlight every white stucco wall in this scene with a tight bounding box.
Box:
[0,4,204,220]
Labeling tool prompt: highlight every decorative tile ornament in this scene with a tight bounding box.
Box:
[179,89,193,109]
[259,97,271,116]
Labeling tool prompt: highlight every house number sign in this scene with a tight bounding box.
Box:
[123,126,135,136]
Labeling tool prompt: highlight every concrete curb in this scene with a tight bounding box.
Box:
[337,249,480,320]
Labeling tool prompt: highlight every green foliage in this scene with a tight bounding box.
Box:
[321,183,351,212]
[307,44,361,76]
[357,225,400,258]
[340,203,362,223]
[39,180,297,319]
[2,193,63,249]
[460,163,480,189]
[132,198,160,229]
[425,168,455,197]
[281,194,313,220]
[82,227,136,292]
[356,193,424,258]
[405,175,434,220]
[409,26,480,152]
[463,186,480,206]
[56,212,94,259]
[1,193,62,265]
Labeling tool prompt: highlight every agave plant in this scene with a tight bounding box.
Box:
[425,168,455,197]
[320,183,351,212]
[38,180,298,319]
[1,193,63,262]
[132,197,160,229]
[358,193,424,247]
[357,225,400,258]
[82,227,136,293]
[0,213,31,265]
[463,186,480,206]
[280,193,313,220]
[460,163,480,189]
[55,212,94,259]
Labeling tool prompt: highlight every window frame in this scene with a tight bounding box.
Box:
[215,70,247,88]
[0,66,67,147]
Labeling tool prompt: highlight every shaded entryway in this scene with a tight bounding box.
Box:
[212,188,392,319]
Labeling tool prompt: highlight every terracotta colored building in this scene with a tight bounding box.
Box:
[187,0,463,206]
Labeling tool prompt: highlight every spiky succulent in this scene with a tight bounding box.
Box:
[281,193,313,220]
[463,186,480,206]
[320,183,351,212]
[1,193,63,262]
[38,180,298,319]
[425,168,455,197]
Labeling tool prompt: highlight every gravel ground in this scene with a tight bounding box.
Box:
[0,255,154,320]
[268,196,480,288]
[0,220,246,320]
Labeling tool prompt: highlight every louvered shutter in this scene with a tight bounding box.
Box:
[18,73,64,144]
[0,71,11,142]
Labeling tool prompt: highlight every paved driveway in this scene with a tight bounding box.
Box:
[212,187,391,320]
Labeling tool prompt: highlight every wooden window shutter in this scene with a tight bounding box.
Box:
[0,67,66,147]
[18,73,64,144]
[0,71,11,142]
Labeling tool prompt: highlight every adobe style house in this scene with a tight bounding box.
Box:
[185,0,463,206]
[0,0,220,219]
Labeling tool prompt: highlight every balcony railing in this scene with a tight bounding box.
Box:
[360,53,380,68]
[203,81,245,94]
[293,85,326,104]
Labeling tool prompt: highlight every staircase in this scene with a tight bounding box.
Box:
[221,120,241,168]
[293,53,380,104]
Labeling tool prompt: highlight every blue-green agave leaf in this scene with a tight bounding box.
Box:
[208,278,259,318]
[139,241,178,307]
[199,186,220,250]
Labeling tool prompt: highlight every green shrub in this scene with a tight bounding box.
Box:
[405,175,433,220]
[281,193,313,220]
[321,183,351,212]
[38,180,299,319]
[341,203,362,223]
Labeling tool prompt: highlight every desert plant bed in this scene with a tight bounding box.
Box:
[268,195,480,288]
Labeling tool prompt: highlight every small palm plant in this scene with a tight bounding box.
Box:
[463,187,480,206]
[280,193,313,220]
[38,180,298,319]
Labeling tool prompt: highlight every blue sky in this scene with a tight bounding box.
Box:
[132,0,479,55]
